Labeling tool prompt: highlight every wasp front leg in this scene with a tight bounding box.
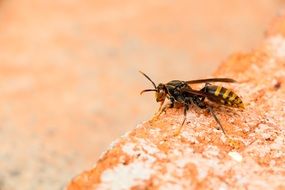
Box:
[152,97,175,120]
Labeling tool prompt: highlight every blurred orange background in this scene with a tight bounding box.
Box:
[0,0,284,189]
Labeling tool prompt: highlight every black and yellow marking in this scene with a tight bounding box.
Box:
[229,93,237,101]
[223,89,231,99]
[204,85,244,109]
[214,86,222,96]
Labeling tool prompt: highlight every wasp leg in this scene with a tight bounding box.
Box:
[154,103,171,119]
[206,106,226,135]
[174,103,189,136]
[152,97,174,120]
[157,99,165,112]
[192,97,227,135]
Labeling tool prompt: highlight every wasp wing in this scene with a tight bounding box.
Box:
[180,88,207,97]
[186,78,236,84]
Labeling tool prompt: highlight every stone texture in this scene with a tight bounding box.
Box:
[0,1,284,189]
[68,16,285,190]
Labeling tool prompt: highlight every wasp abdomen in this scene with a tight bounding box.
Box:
[202,85,244,108]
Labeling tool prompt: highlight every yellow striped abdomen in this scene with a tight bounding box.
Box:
[203,85,244,108]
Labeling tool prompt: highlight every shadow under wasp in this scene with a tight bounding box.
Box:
[140,71,244,136]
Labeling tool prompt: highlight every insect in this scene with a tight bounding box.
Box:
[140,71,244,136]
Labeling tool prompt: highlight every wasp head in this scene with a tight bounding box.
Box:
[140,71,167,103]
[155,83,167,102]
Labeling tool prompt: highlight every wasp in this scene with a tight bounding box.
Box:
[140,71,244,136]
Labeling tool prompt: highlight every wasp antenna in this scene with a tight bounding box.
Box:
[139,71,157,88]
[140,89,157,95]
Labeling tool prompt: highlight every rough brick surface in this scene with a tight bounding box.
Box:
[0,1,284,189]
[68,17,285,190]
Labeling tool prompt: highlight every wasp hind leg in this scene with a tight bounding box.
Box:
[192,98,227,135]
[207,106,226,135]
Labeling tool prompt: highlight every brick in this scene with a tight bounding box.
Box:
[67,15,285,190]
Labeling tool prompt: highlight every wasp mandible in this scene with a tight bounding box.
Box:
[140,71,244,136]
